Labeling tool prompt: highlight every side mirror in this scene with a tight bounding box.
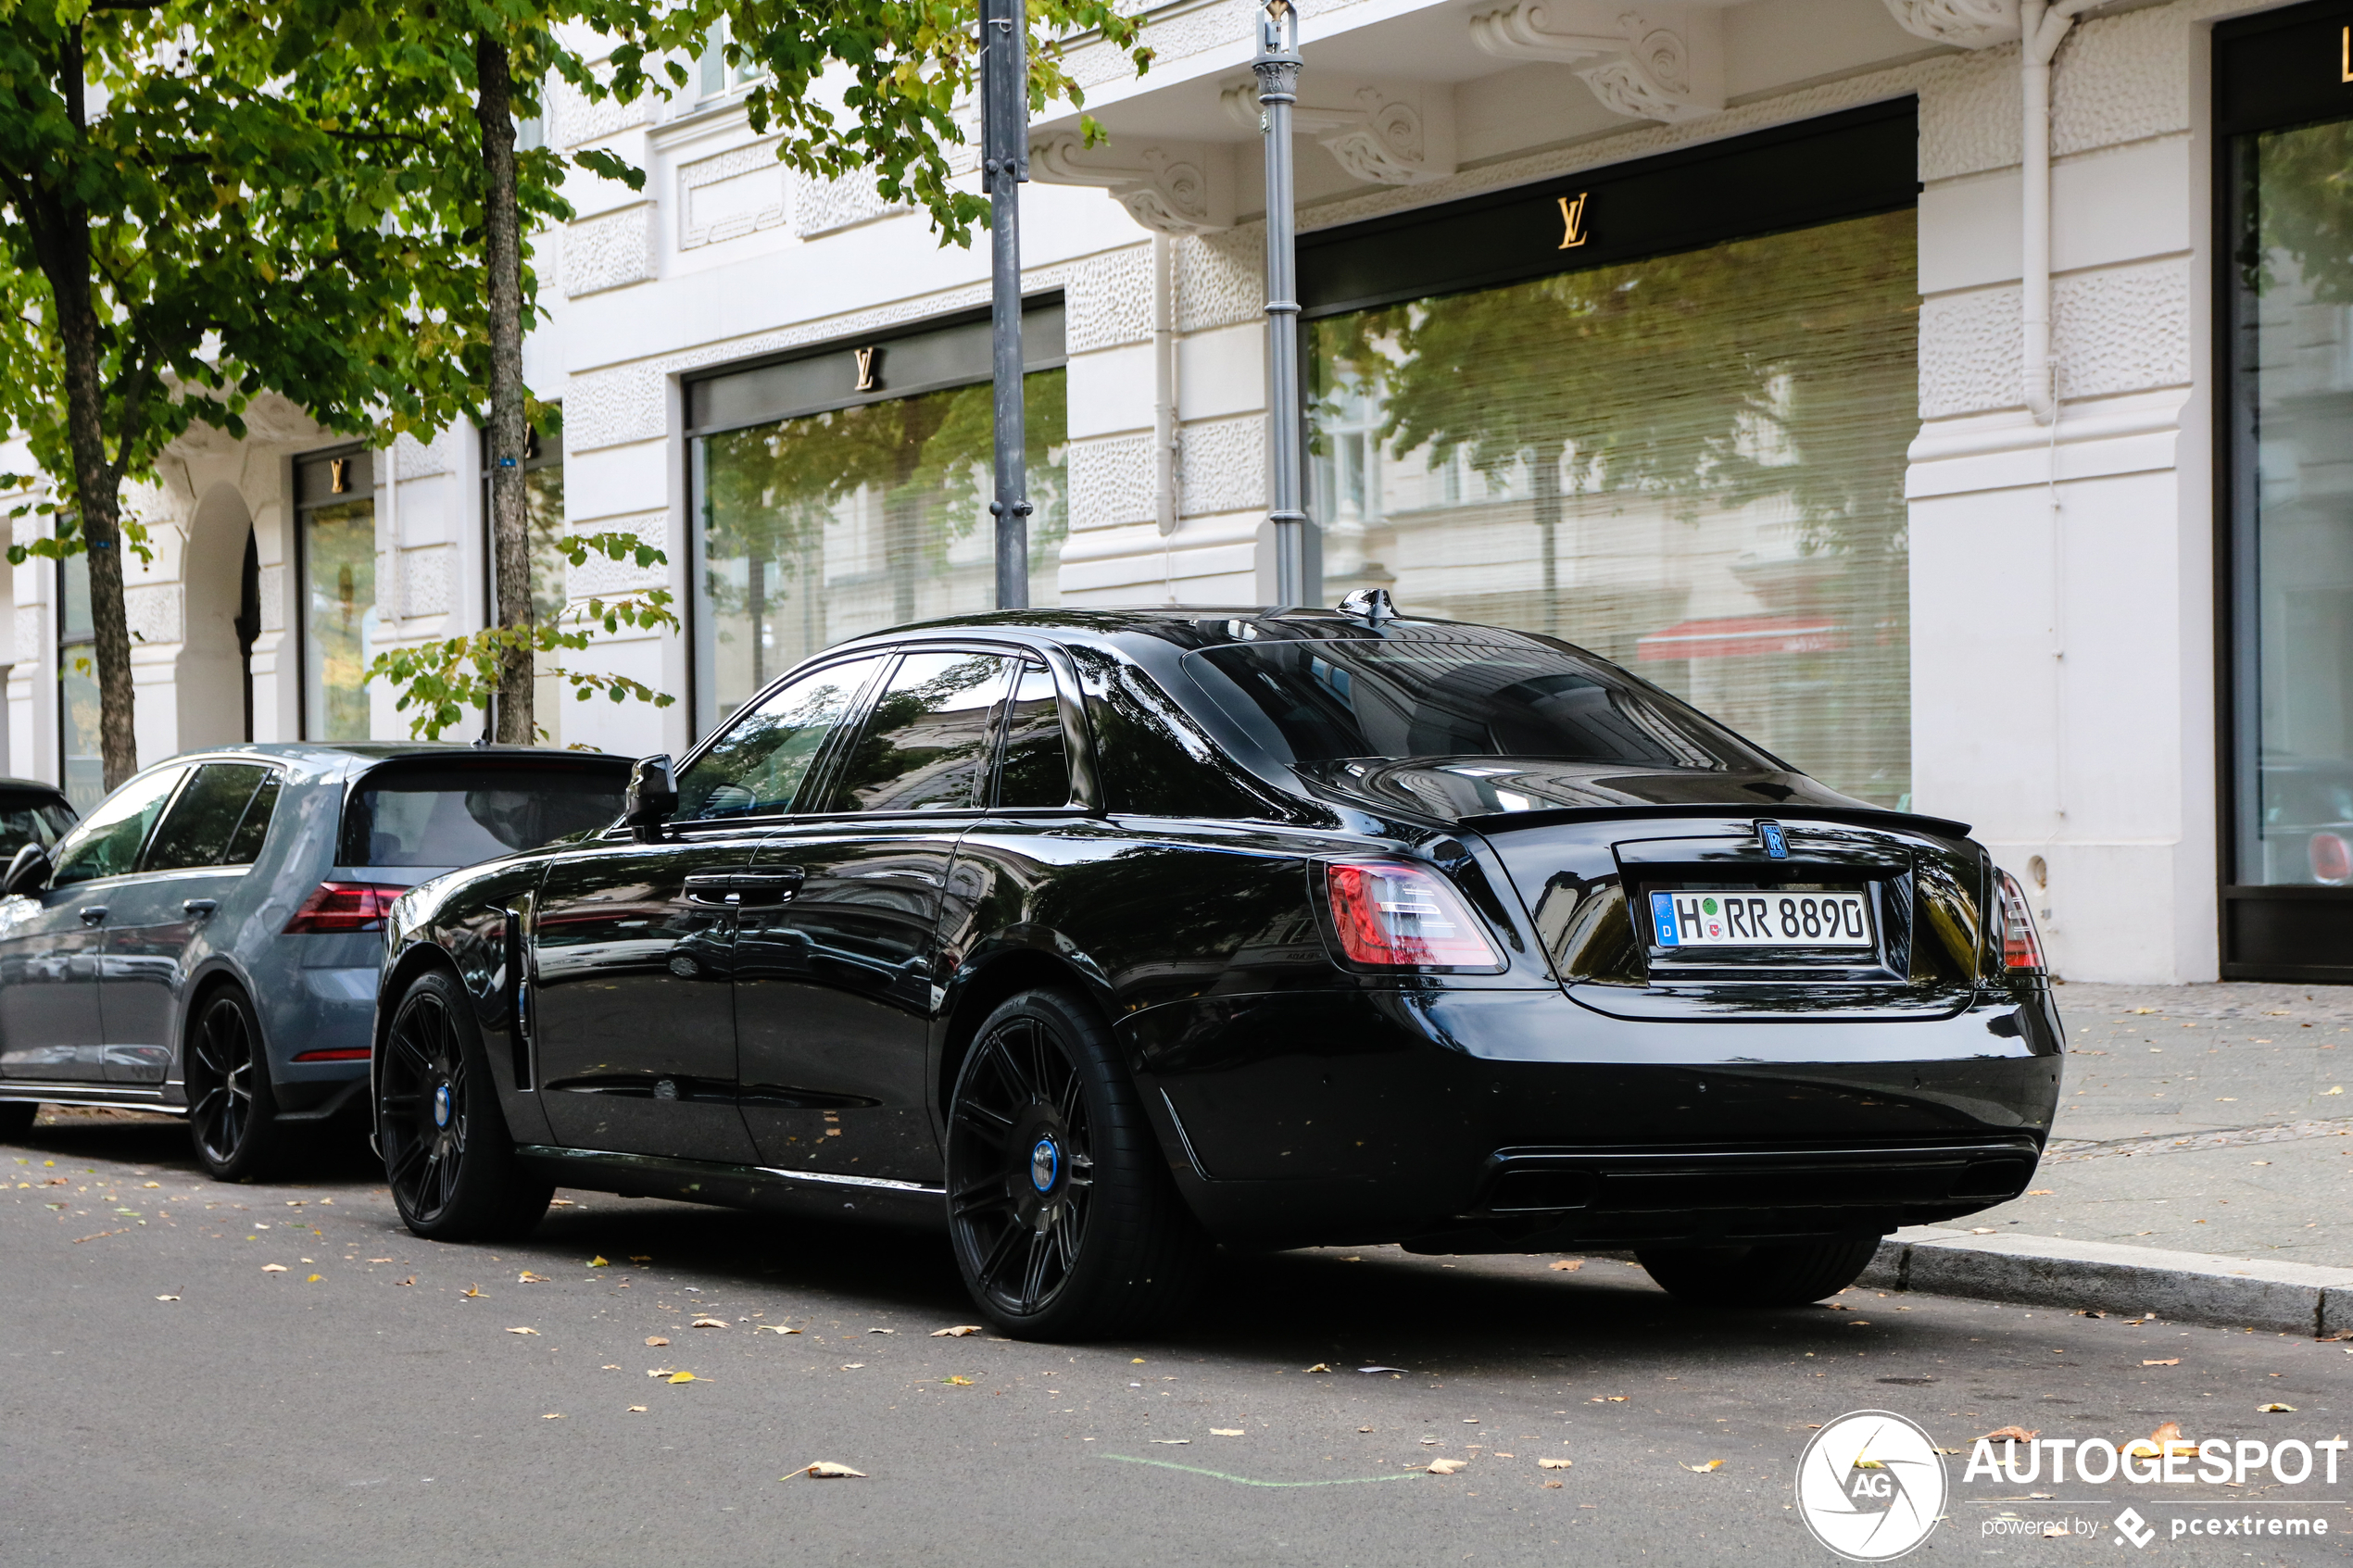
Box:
[624,754,678,844]
[4,842,51,897]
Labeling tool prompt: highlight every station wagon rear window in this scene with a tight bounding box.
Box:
[340,763,628,868]
[1189,640,1775,771]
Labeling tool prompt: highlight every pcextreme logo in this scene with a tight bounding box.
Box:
[1795,1411,1948,1562]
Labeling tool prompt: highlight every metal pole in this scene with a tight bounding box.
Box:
[983,0,1031,609]
[1254,0,1306,607]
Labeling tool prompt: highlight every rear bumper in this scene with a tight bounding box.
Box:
[1124,985,2062,1250]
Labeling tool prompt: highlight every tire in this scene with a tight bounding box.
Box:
[1635,1236,1882,1308]
[0,1099,34,1140]
[185,987,291,1182]
[378,968,551,1242]
[945,988,1209,1341]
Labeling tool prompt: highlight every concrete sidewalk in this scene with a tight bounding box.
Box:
[1970,981,2353,1267]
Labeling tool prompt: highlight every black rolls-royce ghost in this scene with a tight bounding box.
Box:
[371,599,2061,1339]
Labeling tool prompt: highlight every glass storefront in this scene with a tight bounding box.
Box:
[57,555,101,813]
[1307,207,1918,808]
[296,448,377,742]
[689,310,1067,733]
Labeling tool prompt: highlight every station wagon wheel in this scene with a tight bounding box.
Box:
[946,988,1209,1340]
[378,968,551,1241]
[184,987,283,1182]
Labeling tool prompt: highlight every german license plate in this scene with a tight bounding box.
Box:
[1649,890,1873,949]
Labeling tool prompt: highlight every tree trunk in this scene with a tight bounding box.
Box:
[42,23,137,790]
[476,31,534,746]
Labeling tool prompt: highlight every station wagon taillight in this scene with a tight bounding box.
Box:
[1324,861,1502,970]
[1994,869,2045,972]
[283,882,405,935]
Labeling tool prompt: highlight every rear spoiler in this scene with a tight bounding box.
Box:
[1451,801,1974,841]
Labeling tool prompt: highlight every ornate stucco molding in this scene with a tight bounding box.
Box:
[1028,133,1237,234]
[1881,0,2020,48]
[1468,3,1724,123]
[1217,81,1457,186]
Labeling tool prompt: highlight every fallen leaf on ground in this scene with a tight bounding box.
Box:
[1538,1458,1573,1470]
[1427,1458,1468,1474]
[692,1317,728,1329]
[1304,1363,1332,1374]
[758,1324,799,1335]
[541,1413,563,1420]
[943,1375,974,1386]
[2077,1308,2105,1318]
[1358,1366,1406,1374]
[930,1325,982,1337]
[796,1462,865,1479]
[1604,1396,1628,1403]
[369,1258,392,1263]
[1358,1426,1375,1434]
[1976,1425,2038,1443]
[397,1276,416,1287]
[2143,1359,2181,1367]
[1420,1437,1441,1446]
[155,1295,179,1302]
[1682,1460,1724,1473]
[1549,1259,1583,1272]
[626,1406,648,1413]
[601,1365,621,1371]
[667,1372,697,1385]
[2127,1423,2194,1459]
[1150,1438,1190,1445]
[517,1271,547,1284]
[838,1363,864,1371]
[260,1264,288,1273]
[461,1285,482,1298]
[306,1273,322,1283]
[507,1326,539,1336]
[587,1257,609,1268]
[645,1336,670,1347]
[867,1327,895,1335]
[2259,1403,2296,1413]
[1211,1428,1246,1436]
[1543,1480,1564,1489]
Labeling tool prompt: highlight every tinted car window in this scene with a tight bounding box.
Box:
[49,766,188,887]
[339,764,629,867]
[0,790,75,859]
[222,772,282,866]
[144,763,274,872]
[995,661,1072,809]
[1189,639,1773,770]
[825,652,1017,813]
[675,655,886,821]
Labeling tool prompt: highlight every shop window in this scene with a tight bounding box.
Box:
[2217,0,2353,976]
[1307,207,1918,809]
[686,307,1067,734]
[57,555,101,812]
[296,447,377,741]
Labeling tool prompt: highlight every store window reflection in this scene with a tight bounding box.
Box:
[297,449,377,742]
[2231,116,2353,887]
[1307,208,1918,807]
[694,366,1066,731]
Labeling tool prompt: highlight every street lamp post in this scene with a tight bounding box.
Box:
[1253,0,1308,607]
[982,0,1031,609]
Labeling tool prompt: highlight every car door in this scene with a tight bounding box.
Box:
[0,766,187,1084]
[530,653,888,1164]
[97,762,281,1083]
[736,647,1018,1181]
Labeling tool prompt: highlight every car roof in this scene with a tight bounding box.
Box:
[167,741,631,768]
[0,776,69,798]
[824,606,1555,657]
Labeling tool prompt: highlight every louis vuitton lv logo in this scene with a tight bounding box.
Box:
[1556,192,1591,250]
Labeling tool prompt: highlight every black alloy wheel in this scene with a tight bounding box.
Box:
[186,987,284,1181]
[378,968,551,1241]
[1635,1236,1883,1308]
[945,988,1207,1340]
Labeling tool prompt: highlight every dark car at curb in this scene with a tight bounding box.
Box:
[371,602,2062,1339]
[0,744,629,1178]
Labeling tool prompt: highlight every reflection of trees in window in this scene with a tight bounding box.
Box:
[2239,119,2353,306]
[698,368,1065,716]
[1306,209,1917,805]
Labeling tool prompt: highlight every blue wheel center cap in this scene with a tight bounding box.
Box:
[432,1083,452,1130]
[1028,1137,1059,1194]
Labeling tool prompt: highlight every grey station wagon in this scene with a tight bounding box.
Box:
[0,743,629,1178]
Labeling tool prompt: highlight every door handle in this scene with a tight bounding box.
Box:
[183,899,218,920]
[78,906,107,926]
[684,868,803,905]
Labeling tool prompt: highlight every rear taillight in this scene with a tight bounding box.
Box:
[2310,832,2352,884]
[283,882,404,935]
[1324,861,1503,970]
[1995,869,2045,972]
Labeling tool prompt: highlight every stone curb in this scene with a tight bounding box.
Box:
[1860,1227,2353,1337]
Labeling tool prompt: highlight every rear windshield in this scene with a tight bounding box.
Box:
[0,790,75,858]
[339,763,628,868]
[1188,639,1776,771]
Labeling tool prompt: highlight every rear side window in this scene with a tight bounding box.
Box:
[995,661,1072,809]
[50,766,187,887]
[339,764,628,868]
[676,655,887,821]
[823,651,1018,813]
[0,791,75,859]
[144,763,279,872]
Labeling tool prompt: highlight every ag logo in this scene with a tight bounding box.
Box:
[1795,1411,1948,1562]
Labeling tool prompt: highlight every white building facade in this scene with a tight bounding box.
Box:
[8,0,2352,985]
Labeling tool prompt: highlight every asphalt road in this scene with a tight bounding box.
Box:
[4,1112,2347,1568]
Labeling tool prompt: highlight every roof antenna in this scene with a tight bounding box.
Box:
[1338,587,1397,625]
